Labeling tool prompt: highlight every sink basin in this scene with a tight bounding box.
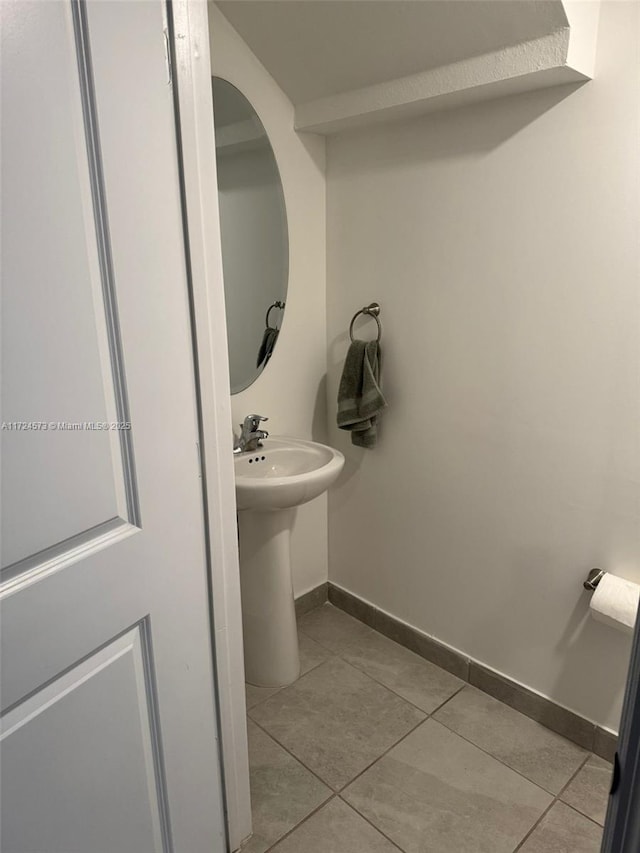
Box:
[234,436,344,687]
[234,436,344,511]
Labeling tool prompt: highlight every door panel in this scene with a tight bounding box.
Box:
[1,625,167,853]
[0,2,226,851]
[1,0,131,569]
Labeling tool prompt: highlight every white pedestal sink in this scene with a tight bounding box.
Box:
[235,436,344,687]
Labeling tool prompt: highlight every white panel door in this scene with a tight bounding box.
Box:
[0,2,226,851]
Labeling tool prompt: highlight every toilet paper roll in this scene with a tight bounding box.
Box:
[590,573,640,635]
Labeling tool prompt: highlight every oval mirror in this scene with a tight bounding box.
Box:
[212,77,289,394]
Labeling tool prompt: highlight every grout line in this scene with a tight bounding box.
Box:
[296,628,342,655]
[245,686,282,713]
[248,713,338,794]
[299,655,336,678]
[335,713,428,795]
[553,755,608,829]
[511,754,594,852]
[431,709,588,798]
[261,794,338,853]
[297,608,375,656]
[336,795,406,852]
[554,753,592,800]
[334,649,465,717]
[424,683,468,716]
[511,798,557,852]
[558,801,608,830]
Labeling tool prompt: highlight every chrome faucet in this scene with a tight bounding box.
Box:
[234,414,269,454]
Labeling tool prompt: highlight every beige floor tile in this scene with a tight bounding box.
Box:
[560,755,612,826]
[246,683,281,711]
[270,798,400,853]
[299,631,334,674]
[249,657,425,790]
[341,628,463,713]
[433,685,587,794]
[240,834,272,853]
[298,604,376,654]
[246,721,331,852]
[343,718,552,853]
[518,802,603,852]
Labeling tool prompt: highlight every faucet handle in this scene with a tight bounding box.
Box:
[243,414,269,431]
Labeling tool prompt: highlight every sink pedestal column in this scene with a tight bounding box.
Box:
[238,508,300,687]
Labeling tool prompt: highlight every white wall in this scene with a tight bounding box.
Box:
[208,4,328,596]
[326,0,640,732]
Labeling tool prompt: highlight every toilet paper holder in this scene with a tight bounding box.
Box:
[584,568,605,591]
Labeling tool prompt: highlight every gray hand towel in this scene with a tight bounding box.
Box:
[256,326,279,368]
[337,340,388,448]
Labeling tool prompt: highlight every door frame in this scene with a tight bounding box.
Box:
[167,2,251,850]
[601,602,640,852]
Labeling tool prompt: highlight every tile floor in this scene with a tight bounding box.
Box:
[243,604,611,853]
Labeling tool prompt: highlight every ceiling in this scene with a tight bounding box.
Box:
[215,1,569,105]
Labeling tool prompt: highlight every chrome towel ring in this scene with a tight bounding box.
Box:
[349,302,382,342]
[265,300,285,329]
